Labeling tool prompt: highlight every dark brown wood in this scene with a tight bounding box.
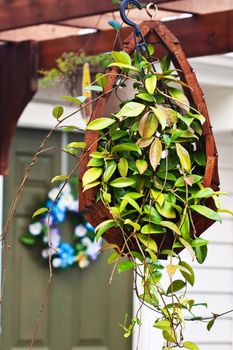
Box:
[79,20,219,255]
[0,0,181,31]
[0,41,38,175]
[38,10,233,70]
[0,0,118,31]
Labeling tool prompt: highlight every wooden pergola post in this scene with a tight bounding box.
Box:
[0,40,38,175]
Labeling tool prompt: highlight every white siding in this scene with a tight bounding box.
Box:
[133,132,233,349]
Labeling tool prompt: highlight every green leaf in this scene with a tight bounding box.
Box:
[156,201,176,219]
[103,161,117,182]
[145,75,157,94]
[168,87,190,112]
[179,237,196,260]
[193,151,206,166]
[195,244,208,264]
[110,177,135,188]
[144,205,163,223]
[160,55,171,72]
[177,113,193,127]
[191,238,209,247]
[180,212,190,241]
[183,341,200,350]
[207,319,215,331]
[191,205,222,222]
[139,112,158,138]
[112,143,141,154]
[170,129,184,143]
[51,175,67,183]
[95,219,116,241]
[20,233,36,245]
[176,143,191,172]
[145,248,158,262]
[82,167,103,187]
[90,151,104,158]
[160,221,181,236]
[138,234,158,252]
[162,329,176,343]
[136,92,154,102]
[149,138,162,171]
[191,188,214,199]
[151,189,164,206]
[147,44,155,55]
[65,141,86,149]
[118,158,128,177]
[61,95,86,105]
[87,85,103,92]
[87,158,104,167]
[87,117,115,130]
[52,105,64,119]
[111,130,128,141]
[188,112,206,125]
[111,51,131,65]
[156,171,177,182]
[83,181,100,192]
[116,102,145,118]
[123,196,142,213]
[95,72,108,88]
[32,207,48,218]
[136,159,148,175]
[153,320,171,331]
[179,261,195,286]
[108,62,140,72]
[107,251,120,264]
[150,106,167,130]
[141,224,165,234]
[124,219,140,231]
[166,279,186,295]
[118,261,136,273]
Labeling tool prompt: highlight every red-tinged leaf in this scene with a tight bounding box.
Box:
[149,138,162,171]
[136,137,154,148]
[139,112,158,138]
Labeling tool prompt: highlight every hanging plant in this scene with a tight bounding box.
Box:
[76,16,232,349]
[20,177,101,270]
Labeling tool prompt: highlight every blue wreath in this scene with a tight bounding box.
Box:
[20,177,101,270]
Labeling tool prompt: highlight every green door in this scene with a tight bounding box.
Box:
[1,128,132,350]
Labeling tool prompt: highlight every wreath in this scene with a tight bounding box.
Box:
[20,177,101,270]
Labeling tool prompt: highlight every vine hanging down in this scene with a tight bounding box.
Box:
[77,48,231,349]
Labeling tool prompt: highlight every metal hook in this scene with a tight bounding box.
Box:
[146,3,158,20]
[120,0,142,34]
[119,0,156,72]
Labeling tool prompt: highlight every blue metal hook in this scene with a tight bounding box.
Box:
[120,0,142,35]
[120,0,156,71]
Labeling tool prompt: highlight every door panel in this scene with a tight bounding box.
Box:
[1,128,132,350]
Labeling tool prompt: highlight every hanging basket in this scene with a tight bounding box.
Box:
[79,20,219,256]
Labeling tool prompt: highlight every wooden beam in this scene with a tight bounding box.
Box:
[0,0,118,31]
[38,10,233,70]
[159,0,233,15]
[0,41,37,175]
[0,0,180,32]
